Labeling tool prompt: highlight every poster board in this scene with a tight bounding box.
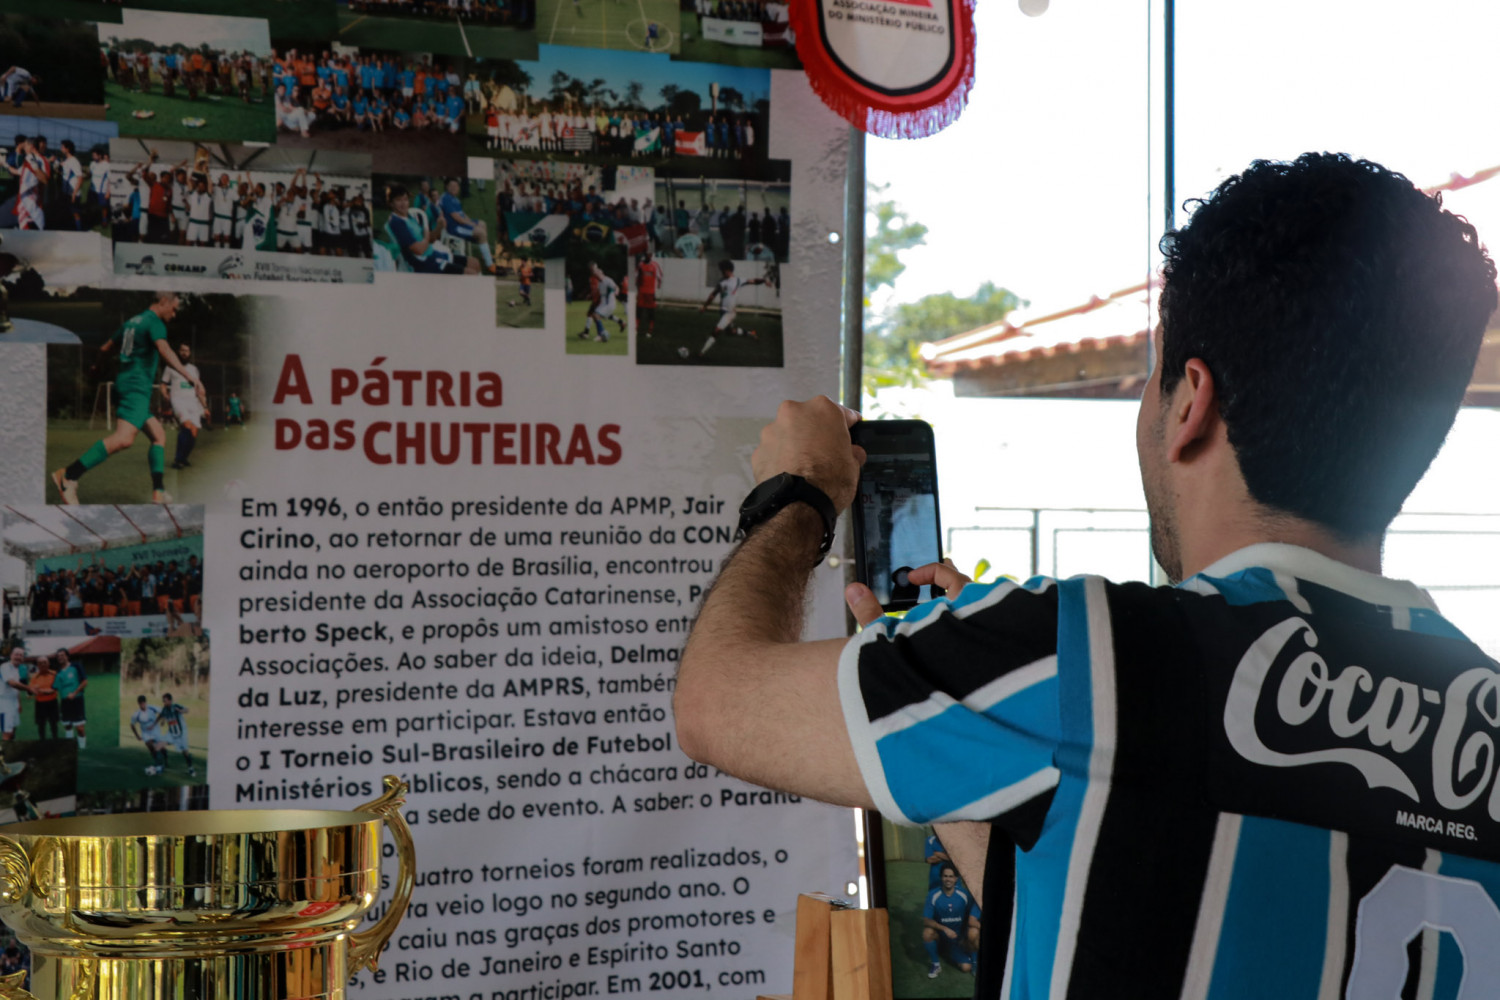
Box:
[0,6,860,995]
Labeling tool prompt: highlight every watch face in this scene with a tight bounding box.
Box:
[741,472,791,513]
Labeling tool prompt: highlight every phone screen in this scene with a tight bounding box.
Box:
[854,429,941,609]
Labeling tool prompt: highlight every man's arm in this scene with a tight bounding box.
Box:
[674,397,871,809]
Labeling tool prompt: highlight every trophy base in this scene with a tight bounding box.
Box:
[27,942,351,1000]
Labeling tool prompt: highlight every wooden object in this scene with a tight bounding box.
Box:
[830,908,892,1000]
[792,894,846,1000]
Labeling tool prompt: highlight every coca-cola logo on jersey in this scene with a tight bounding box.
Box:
[1225,617,1500,815]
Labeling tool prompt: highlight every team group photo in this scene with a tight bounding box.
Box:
[268,43,468,175]
[106,140,376,282]
[3,504,206,639]
[465,47,776,179]
[100,9,277,143]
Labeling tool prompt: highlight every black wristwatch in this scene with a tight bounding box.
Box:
[736,473,837,562]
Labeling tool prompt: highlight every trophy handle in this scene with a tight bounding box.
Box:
[0,970,34,1000]
[347,776,415,975]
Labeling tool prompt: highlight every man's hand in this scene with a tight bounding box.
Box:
[844,559,971,625]
[944,927,958,940]
[751,397,865,512]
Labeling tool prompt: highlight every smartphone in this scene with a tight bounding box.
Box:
[850,419,942,611]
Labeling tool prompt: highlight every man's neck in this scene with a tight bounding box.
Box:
[1180,513,1383,582]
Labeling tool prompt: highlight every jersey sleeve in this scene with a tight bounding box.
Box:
[389,216,418,251]
[922,890,937,921]
[838,577,1062,843]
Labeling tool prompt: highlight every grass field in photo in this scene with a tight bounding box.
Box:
[539,0,681,53]
[45,421,266,507]
[336,8,538,60]
[634,301,781,366]
[563,298,628,355]
[885,860,981,999]
[676,11,799,68]
[106,82,275,144]
[497,276,546,328]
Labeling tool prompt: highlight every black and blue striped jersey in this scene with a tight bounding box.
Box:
[839,543,1500,999]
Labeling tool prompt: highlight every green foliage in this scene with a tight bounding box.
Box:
[862,181,1024,397]
[864,182,926,296]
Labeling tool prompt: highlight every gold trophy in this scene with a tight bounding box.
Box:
[0,776,414,1000]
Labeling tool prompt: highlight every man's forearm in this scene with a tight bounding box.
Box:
[684,503,822,655]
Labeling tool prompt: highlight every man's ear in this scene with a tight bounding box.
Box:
[1166,358,1218,463]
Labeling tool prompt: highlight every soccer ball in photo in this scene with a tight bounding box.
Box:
[677,346,689,358]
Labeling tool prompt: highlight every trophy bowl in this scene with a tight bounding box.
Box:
[0,776,414,1000]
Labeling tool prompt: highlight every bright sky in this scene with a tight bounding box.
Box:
[865,0,1500,645]
[868,0,1500,315]
[102,9,274,55]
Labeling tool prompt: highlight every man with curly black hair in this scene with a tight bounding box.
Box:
[675,153,1500,996]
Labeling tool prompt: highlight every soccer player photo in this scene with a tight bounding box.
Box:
[873,819,985,999]
[0,15,107,121]
[45,290,263,505]
[267,43,468,176]
[106,139,376,283]
[635,254,781,367]
[1,504,206,639]
[466,50,778,180]
[535,0,681,54]
[100,10,277,144]
[673,0,800,70]
[564,239,628,356]
[372,173,497,275]
[97,633,209,791]
[0,118,119,233]
[495,255,545,328]
[334,0,537,62]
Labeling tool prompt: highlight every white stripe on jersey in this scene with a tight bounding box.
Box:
[867,655,1055,741]
[1049,576,1118,1000]
[1414,849,1444,1000]
[1176,812,1243,1000]
[1315,832,1349,1000]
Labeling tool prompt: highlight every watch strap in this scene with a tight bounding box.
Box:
[736,474,837,561]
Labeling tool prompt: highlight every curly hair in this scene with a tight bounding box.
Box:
[1158,152,1498,538]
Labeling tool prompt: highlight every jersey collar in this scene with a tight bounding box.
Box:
[1192,542,1438,612]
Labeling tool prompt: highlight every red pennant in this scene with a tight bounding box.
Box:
[792,0,976,138]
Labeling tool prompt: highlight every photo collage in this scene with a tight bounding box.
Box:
[0,0,805,831]
[0,0,794,365]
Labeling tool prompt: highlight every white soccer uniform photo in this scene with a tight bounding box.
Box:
[716,274,747,330]
[212,184,236,240]
[17,153,47,229]
[186,189,212,244]
[596,275,619,317]
[163,362,204,429]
